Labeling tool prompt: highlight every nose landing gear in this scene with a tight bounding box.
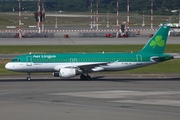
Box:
[27,72,31,81]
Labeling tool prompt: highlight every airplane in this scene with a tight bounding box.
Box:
[5,26,173,80]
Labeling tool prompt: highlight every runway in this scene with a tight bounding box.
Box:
[0,74,180,120]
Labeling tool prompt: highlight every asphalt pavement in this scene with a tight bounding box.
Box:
[0,74,180,120]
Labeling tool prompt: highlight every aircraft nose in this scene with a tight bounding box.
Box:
[5,62,14,70]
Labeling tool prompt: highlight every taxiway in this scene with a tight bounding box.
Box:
[0,74,180,120]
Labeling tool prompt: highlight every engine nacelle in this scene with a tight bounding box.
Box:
[53,68,81,78]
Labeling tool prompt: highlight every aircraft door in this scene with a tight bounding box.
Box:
[74,58,77,63]
[136,54,142,65]
[26,56,32,66]
[70,58,77,63]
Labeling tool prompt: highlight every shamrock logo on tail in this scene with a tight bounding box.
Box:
[150,35,165,49]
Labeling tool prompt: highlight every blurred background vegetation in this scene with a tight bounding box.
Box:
[0,0,180,15]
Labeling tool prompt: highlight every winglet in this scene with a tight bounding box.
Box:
[139,26,170,54]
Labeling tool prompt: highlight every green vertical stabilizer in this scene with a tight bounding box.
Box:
[139,26,170,54]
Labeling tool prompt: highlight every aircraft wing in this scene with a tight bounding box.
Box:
[54,62,109,72]
[74,62,109,72]
[77,62,109,69]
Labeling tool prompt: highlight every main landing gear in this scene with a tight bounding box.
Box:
[27,72,31,81]
[80,74,91,80]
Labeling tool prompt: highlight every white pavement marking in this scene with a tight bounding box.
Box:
[51,90,180,106]
[112,99,180,107]
[51,90,180,99]
[0,92,16,96]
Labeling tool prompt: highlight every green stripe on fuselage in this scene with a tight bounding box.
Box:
[11,52,161,63]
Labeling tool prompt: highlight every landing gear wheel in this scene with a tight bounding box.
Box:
[27,72,31,81]
[86,75,91,80]
[27,77,31,81]
[80,74,86,80]
[80,74,91,80]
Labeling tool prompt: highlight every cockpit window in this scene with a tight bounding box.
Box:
[12,59,17,62]
[12,59,20,62]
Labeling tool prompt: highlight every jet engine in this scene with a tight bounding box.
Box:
[53,68,81,78]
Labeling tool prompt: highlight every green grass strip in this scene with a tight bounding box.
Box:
[0,44,180,54]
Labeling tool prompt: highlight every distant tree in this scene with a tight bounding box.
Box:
[0,0,179,15]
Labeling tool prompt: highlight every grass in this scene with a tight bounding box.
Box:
[0,45,142,54]
[0,60,12,75]
[0,12,177,29]
[0,44,180,54]
[0,45,179,75]
[122,59,180,74]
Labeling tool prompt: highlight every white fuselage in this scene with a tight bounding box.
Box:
[5,61,154,73]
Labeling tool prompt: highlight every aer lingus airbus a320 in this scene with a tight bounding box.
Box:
[5,26,173,80]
